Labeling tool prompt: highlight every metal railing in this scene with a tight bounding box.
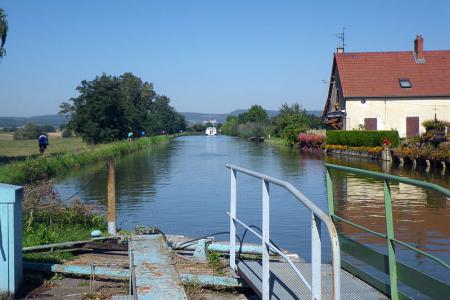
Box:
[226,164,341,300]
[325,163,450,300]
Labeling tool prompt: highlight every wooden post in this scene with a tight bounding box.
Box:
[107,159,117,235]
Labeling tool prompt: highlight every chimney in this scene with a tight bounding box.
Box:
[336,47,344,54]
[414,35,425,63]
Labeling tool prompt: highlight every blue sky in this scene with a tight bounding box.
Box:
[0,0,449,117]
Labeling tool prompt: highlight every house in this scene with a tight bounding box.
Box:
[322,35,450,137]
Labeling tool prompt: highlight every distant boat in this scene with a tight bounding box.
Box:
[205,127,217,136]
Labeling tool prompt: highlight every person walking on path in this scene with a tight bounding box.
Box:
[127,131,133,141]
[38,133,48,155]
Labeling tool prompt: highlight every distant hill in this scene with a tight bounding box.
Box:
[181,109,322,124]
[0,115,66,128]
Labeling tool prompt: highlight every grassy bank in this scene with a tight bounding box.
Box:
[0,135,169,184]
[0,136,88,160]
[264,136,289,146]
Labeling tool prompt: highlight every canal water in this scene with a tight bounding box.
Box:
[55,135,449,282]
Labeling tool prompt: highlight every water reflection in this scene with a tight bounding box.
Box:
[326,154,449,277]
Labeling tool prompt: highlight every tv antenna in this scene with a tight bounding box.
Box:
[336,27,346,50]
[433,106,438,121]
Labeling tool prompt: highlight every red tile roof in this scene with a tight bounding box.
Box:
[335,50,450,98]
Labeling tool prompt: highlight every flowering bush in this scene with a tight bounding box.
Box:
[382,138,392,146]
[393,144,450,161]
[298,133,326,148]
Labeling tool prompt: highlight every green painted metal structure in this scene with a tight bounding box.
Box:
[325,163,450,299]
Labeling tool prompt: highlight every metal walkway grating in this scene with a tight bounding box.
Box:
[238,260,388,300]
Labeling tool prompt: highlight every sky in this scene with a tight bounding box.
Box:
[0,1,449,117]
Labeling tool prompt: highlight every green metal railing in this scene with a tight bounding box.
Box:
[325,163,450,300]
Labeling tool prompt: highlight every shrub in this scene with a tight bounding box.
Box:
[422,119,448,130]
[282,124,306,146]
[326,130,400,147]
[238,122,268,138]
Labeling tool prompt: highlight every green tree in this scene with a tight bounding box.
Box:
[238,105,269,123]
[190,123,206,132]
[221,116,239,136]
[60,74,133,143]
[272,103,309,137]
[146,95,186,134]
[0,8,8,59]
[306,114,324,129]
[59,73,181,143]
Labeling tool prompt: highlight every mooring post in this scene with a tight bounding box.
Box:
[107,159,117,235]
[0,183,23,294]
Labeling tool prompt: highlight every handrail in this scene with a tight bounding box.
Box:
[226,164,341,300]
[226,212,312,290]
[325,163,450,300]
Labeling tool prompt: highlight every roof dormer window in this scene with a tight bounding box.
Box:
[399,78,412,88]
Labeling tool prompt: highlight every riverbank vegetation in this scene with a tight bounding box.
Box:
[394,143,449,161]
[22,182,106,263]
[60,72,186,144]
[221,103,323,145]
[0,135,168,184]
[324,120,449,164]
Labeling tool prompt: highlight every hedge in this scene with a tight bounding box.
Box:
[326,130,400,147]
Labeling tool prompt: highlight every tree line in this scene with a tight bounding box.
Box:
[60,72,186,144]
[221,103,323,145]
[0,8,7,60]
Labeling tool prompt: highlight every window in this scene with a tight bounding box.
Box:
[399,78,412,88]
[406,117,419,137]
[364,118,377,130]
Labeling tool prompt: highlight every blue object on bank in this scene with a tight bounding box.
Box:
[0,183,23,294]
[91,230,102,237]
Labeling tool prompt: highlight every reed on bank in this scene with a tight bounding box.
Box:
[0,135,169,185]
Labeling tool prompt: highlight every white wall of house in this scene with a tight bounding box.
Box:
[345,98,450,137]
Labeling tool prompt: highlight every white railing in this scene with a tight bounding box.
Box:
[227,164,341,300]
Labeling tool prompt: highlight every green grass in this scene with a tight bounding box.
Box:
[23,251,75,264]
[264,136,289,146]
[22,202,106,263]
[207,251,225,275]
[0,136,89,158]
[0,135,169,184]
